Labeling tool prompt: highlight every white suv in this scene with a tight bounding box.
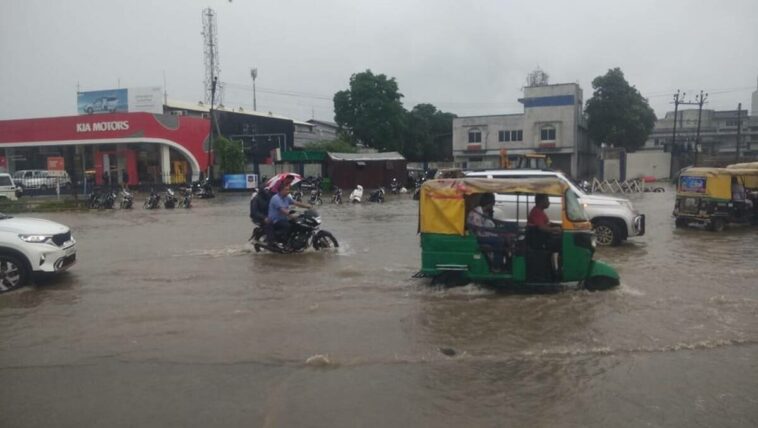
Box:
[0,213,76,293]
[0,173,21,200]
[465,170,645,246]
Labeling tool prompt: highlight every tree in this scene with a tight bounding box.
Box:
[585,68,657,152]
[214,136,245,174]
[403,104,456,161]
[303,138,357,153]
[526,67,550,87]
[333,70,407,152]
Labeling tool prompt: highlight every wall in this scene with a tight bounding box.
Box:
[626,151,671,179]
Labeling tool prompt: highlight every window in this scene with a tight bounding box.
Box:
[468,128,482,143]
[498,130,510,142]
[725,120,738,127]
[540,126,556,141]
[511,130,523,141]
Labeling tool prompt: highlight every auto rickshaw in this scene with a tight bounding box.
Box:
[417,177,620,290]
[674,167,758,231]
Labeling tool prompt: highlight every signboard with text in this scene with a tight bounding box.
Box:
[47,157,65,171]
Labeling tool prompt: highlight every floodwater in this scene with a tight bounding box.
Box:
[1,188,757,427]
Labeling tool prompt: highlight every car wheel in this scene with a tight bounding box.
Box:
[674,218,688,228]
[593,220,621,246]
[0,255,29,293]
[86,107,94,114]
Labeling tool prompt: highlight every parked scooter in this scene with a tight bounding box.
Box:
[86,188,116,209]
[332,187,343,204]
[164,188,178,209]
[309,187,323,205]
[192,178,215,199]
[368,187,385,203]
[390,178,400,194]
[179,186,192,208]
[349,185,363,203]
[144,189,161,209]
[120,188,134,209]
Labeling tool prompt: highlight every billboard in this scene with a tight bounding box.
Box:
[77,87,163,115]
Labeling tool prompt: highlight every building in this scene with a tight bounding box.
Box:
[0,112,209,187]
[452,83,596,178]
[641,107,757,173]
[326,152,406,190]
[293,119,339,148]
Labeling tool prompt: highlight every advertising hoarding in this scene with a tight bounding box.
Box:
[77,87,163,115]
[78,89,128,115]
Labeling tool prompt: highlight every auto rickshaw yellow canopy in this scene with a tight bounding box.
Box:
[419,177,568,235]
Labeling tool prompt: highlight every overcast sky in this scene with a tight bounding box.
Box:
[2,0,757,122]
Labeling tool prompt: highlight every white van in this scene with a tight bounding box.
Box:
[0,173,21,200]
[13,170,72,190]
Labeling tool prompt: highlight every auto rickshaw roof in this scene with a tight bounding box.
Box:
[681,167,758,177]
[726,162,758,170]
[419,177,569,235]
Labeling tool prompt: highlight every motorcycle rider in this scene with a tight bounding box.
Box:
[267,183,312,246]
[250,186,273,237]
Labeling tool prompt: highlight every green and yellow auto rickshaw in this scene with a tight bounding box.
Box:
[674,167,758,231]
[417,177,620,290]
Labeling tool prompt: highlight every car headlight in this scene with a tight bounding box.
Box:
[19,234,52,244]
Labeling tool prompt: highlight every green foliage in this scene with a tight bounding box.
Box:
[333,70,407,152]
[333,70,456,161]
[303,138,358,153]
[403,104,456,162]
[585,68,657,152]
[215,136,246,174]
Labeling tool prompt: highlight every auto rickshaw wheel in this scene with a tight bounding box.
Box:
[708,217,726,232]
[584,275,620,291]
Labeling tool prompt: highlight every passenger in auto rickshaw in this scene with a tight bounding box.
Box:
[465,193,518,273]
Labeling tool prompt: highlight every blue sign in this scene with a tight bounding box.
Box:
[680,176,706,193]
[222,174,248,189]
[77,89,128,115]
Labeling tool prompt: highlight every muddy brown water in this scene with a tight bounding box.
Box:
[1,188,757,427]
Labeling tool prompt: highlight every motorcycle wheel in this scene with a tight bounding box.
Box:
[313,230,339,250]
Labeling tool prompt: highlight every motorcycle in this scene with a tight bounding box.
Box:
[368,187,385,203]
[389,178,400,194]
[144,189,161,209]
[86,188,115,209]
[192,178,215,199]
[331,187,343,204]
[349,185,363,203]
[120,188,134,209]
[309,187,323,205]
[250,209,339,254]
[179,186,192,208]
[164,188,178,209]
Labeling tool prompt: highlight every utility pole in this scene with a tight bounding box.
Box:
[735,103,742,161]
[250,68,257,111]
[669,90,682,177]
[694,90,708,165]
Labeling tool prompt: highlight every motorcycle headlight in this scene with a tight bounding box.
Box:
[591,235,597,249]
[19,234,52,244]
[315,216,322,224]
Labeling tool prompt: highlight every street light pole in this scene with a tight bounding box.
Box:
[208,76,217,179]
[250,68,257,111]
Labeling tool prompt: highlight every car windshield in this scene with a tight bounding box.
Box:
[0,176,12,186]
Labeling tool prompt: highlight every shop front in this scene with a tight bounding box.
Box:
[0,113,210,189]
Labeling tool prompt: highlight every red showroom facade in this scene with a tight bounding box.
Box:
[0,112,210,186]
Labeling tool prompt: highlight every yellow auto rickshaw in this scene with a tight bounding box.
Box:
[418,177,619,290]
[674,167,758,231]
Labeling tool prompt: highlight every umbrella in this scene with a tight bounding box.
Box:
[265,173,302,191]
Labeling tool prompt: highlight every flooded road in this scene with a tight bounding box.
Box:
[1,189,757,427]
